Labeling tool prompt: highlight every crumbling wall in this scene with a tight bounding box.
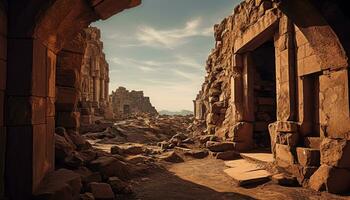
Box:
[110,87,158,118]
[79,27,113,125]
[195,0,350,194]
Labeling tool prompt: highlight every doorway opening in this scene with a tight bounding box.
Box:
[251,40,277,148]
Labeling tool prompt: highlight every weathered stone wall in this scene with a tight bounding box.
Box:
[1,0,141,199]
[195,0,350,193]
[111,87,158,118]
[79,27,112,125]
[0,1,6,197]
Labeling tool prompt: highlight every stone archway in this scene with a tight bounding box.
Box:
[2,0,141,199]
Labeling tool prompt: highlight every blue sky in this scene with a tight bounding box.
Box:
[93,0,239,111]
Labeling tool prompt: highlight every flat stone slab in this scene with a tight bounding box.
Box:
[224,159,271,186]
[240,153,274,163]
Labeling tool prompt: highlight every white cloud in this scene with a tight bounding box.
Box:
[136,18,213,49]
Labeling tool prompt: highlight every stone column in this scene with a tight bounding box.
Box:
[5,38,55,199]
[100,78,104,102]
[93,77,98,102]
[275,15,296,122]
[105,79,109,102]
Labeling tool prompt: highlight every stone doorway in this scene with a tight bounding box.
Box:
[123,104,131,115]
[251,40,277,149]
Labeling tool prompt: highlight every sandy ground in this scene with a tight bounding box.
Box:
[126,158,349,200]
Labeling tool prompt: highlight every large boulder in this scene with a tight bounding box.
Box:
[55,133,75,163]
[88,156,130,180]
[159,151,184,163]
[320,138,350,169]
[33,169,82,200]
[88,182,115,200]
[309,164,350,194]
[108,177,133,194]
[206,141,234,152]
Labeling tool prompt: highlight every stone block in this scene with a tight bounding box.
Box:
[0,60,6,90]
[206,141,234,152]
[33,169,82,200]
[276,121,298,132]
[32,40,47,97]
[0,126,5,197]
[296,147,320,167]
[0,91,3,126]
[47,97,55,117]
[89,182,115,200]
[231,122,253,145]
[309,165,350,194]
[321,138,350,169]
[56,87,79,112]
[276,144,295,168]
[206,113,220,125]
[276,132,299,147]
[0,35,6,61]
[88,156,129,180]
[319,69,350,138]
[56,112,80,129]
[304,137,321,149]
[56,68,80,88]
[7,96,46,126]
[47,50,57,98]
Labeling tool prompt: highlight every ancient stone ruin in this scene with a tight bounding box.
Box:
[1,0,350,199]
[194,0,350,194]
[110,87,158,118]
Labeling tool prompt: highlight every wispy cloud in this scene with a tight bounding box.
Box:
[136,18,213,49]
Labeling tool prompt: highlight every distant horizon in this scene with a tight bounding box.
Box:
[93,0,239,111]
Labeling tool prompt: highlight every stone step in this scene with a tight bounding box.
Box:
[224,159,271,186]
[240,152,274,165]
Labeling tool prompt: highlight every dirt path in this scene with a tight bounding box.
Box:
[128,158,348,200]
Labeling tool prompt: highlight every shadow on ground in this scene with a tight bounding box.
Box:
[123,168,256,200]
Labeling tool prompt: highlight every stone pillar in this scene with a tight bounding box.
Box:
[100,78,104,102]
[275,15,296,122]
[93,77,98,102]
[105,79,109,102]
[0,3,6,197]
[56,46,84,130]
[5,38,55,199]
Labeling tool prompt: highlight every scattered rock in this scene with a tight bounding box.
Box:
[309,164,350,194]
[206,141,234,152]
[108,176,133,194]
[184,149,209,159]
[159,151,184,163]
[89,156,130,180]
[123,145,144,155]
[88,182,115,200]
[33,169,82,200]
[110,145,123,155]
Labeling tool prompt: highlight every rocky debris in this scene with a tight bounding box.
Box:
[108,177,133,194]
[159,151,184,163]
[88,156,130,180]
[33,169,82,200]
[88,182,115,200]
[199,134,219,144]
[309,164,350,194]
[206,141,234,152]
[184,149,209,159]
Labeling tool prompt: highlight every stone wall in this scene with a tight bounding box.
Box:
[1,1,141,199]
[195,0,350,193]
[0,1,6,197]
[111,87,158,118]
[79,27,113,125]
